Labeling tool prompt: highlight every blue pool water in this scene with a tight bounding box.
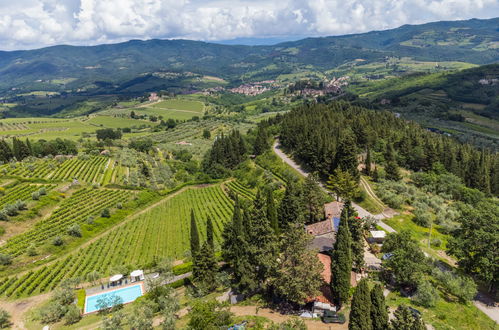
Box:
[85,284,143,313]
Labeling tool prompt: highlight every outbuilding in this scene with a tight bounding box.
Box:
[130,270,145,282]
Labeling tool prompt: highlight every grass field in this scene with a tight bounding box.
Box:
[101,98,205,121]
[0,115,155,140]
[386,291,496,330]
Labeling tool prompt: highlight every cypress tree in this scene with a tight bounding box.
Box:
[391,305,425,330]
[331,207,352,307]
[25,138,33,156]
[370,284,388,330]
[278,181,304,227]
[0,139,13,162]
[195,221,218,290]
[303,173,324,223]
[385,160,401,181]
[364,147,372,176]
[247,189,277,289]
[253,126,270,156]
[266,189,279,233]
[348,211,364,272]
[190,210,200,258]
[206,216,214,250]
[349,279,372,330]
[335,129,359,181]
[222,198,255,293]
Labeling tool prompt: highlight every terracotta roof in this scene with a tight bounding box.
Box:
[309,236,335,252]
[306,219,333,236]
[317,253,331,284]
[313,253,334,304]
[324,201,343,220]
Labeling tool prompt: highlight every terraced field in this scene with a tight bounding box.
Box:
[0,183,55,208]
[0,156,118,184]
[0,184,232,298]
[0,188,133,257]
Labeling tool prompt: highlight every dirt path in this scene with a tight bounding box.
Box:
[0,292,51,330]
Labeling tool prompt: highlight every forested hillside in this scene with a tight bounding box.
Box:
[279,102,498,195]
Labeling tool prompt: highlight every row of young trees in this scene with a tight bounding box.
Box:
[279,101,499,195]
[0,137,77,162]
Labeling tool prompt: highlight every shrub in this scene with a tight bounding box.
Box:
[67,224,82,237]
[32,192,40,200]
[27,244,38,256]
[432,268,477,301]
[101,208,110,218]
[38,302,67,324]
[430,239,442,248]
[116,203,123,209]
[0,253,12,266]
[412,209,432,227]
[86,216,95,225]
[0,211,7,221]
[63,305,81,325]
[413,280,439,307]
[0,308,10,329]
[52,236,64,246]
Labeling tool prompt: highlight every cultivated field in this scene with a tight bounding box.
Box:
[0,184,232,298]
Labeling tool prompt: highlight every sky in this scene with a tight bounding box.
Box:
[0,0,498,50]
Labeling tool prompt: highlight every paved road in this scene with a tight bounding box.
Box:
[272,140,396,232]
[273,140,498,324]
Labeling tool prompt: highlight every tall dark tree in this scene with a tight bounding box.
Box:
[12,137,30,160]
[335,129,359,181]
[364,147,372,176]
[190,210,200,258]
[346,203,364,272]
[390,304,425,330]
[222,198,255,293]
[370,284,389,330]
[349,279,372,330]
[206,216,214,250]
[247,189,278,290]
[331,207,352,307]
[253,126,270,156]
[302,173,324,223]
[195,226,218,291]
[0,140,13,162]
[278,181,304,227]
[266,189,279,233]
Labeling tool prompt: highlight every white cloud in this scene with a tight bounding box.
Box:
[0,0,497,50]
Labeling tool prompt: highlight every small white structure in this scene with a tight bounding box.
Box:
[312,301,336,315]
[130,270,145,282]
[370,230,386,243]
[109,274,123,286]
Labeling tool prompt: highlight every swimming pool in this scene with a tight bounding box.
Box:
[85,284,143,314]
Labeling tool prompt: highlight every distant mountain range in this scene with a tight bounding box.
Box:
[0,17,498,95]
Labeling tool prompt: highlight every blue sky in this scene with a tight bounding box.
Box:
[0,0,498,50]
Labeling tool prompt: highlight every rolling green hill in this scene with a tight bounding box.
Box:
[0,18,497,98]
[350,64,499,149]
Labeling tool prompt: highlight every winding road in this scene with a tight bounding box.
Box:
[272,140,395,232]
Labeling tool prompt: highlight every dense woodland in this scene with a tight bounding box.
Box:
[279,102,499,195]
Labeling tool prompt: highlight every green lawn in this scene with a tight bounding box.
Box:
[386,291,495,330]
[150,99,204,112]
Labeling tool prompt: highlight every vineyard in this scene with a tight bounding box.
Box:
[225,180,255,200]
[0,156,120,185]
[0,188,133,257]
[0,183,55,208]
[0,184,233,298]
